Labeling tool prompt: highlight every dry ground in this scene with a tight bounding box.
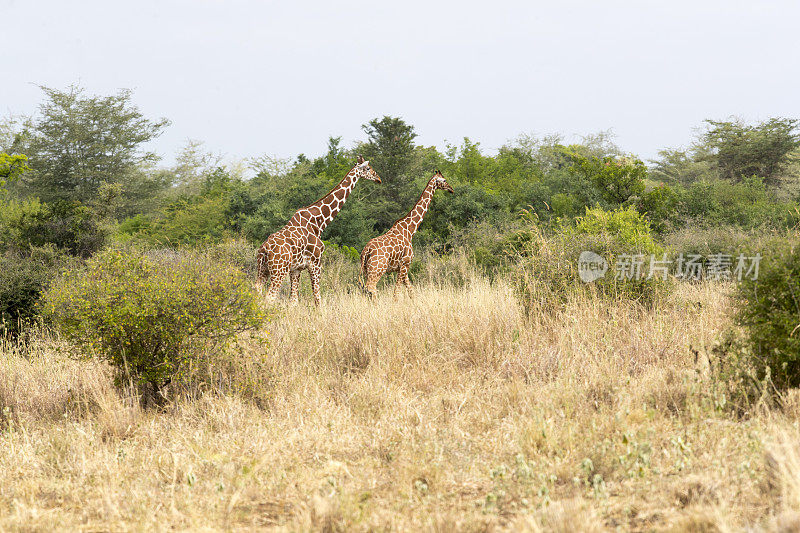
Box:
[1,278,800,531]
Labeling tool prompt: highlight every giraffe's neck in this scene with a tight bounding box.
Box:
[396,178,436,237]
[312,166,360,233]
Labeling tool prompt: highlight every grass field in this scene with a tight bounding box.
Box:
[1,277,799,531]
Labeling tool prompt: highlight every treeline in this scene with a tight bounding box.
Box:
[2,86,799,261]
[4,86,800,393]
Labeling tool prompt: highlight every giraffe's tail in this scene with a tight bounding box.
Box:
[255,246,270,293]
[358,246,371,295]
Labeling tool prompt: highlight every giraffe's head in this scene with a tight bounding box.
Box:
[355,155,382,183]
[431,170,454,194]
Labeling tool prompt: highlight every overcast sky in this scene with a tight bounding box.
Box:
[2,0,799,166]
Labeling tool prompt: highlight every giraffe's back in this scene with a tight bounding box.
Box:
[363,229,412,273]
[257,211,322,278]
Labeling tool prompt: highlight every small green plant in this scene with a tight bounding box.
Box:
[42,248,266,405]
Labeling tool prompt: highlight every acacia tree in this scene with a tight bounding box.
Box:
[12,85,170,205]
[699,117,800,185]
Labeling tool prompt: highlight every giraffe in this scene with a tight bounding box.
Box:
[360,170,453,298]
[256,156,381,306]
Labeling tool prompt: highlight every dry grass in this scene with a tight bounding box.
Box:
[1,275,799,531]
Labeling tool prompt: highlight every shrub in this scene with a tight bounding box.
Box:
[0,246,69,337]
[637,184,679,234]
[663,226,776,276]
[569,153,647,204]
[0,198,106,257]
[732,238,800,390]
[447,219,526,276]
[679,178,799,230]
[515,206,672,311]
[42,248,266,405]
[325,241,361,264]
[202,237,260,278]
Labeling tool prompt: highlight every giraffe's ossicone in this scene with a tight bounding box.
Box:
[256,156,381,306]
[360,170,454,298]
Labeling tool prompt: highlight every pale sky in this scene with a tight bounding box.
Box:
[3,0,799,166]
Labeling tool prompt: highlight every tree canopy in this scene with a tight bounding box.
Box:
[12,85,169,204]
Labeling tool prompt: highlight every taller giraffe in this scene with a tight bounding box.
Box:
[256,156,381,306]
[360,170,454,298]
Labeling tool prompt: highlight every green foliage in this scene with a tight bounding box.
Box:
[515,206,671,312]
[5,84,800,276]
[569,153,647,204]
[360,116,417,188]
[733,238,800,390]
[699,117,800,185]
[0,153,29,190]
[572,205,660,251]
[637,184,679,234]
[0,246,69,337]
[325,241,360,263]
[648,148,710,185]
[0,198,106,257]
[119,168,253,246]
[679,177,799,229]
[42,248,266,402]
[11,85,169,208]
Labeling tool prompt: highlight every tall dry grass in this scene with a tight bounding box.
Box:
[1,269,799,531]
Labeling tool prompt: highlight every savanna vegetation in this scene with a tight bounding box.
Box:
[1,85,800,530]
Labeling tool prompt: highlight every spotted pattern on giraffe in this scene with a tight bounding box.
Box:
[360,171,454,298]
[256,156,381,306]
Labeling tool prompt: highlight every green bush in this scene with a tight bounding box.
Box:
[637,184,679,234]
[42,248,266,404]
[732,238,800,390]
[569,153,646,204]
[679,178,799,230]
[0,198,106,257]
[325,241,361,264]
[0,246,69,337]
[515,206,672,311]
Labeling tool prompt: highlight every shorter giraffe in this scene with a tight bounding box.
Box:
[360,170,454,298]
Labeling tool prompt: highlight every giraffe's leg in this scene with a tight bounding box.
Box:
[266,268,287,302]
[400,262,413,298]
[365,258,384,299]
[365,275,379,298]
[289,269,301,304]
[308,262,322,307]
[393,268,405,299]
[395,263,413,299]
